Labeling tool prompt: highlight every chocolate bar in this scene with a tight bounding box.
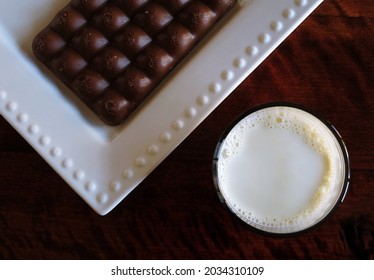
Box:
[33,0,237,125]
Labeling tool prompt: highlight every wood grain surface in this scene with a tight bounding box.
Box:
[1,0,373,259]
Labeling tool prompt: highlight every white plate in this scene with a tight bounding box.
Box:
[0,0,323,215]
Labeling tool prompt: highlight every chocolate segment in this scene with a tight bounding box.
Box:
[113,23,151,59]
[50,6,86,40]
[156,22,196,60]
[33,0,237,125]
[73,68,109,100]
[50,48,87,82]
[177,1,217,37]
[115,66,154,102]
[92,46,130,81]
[93,88,133,124]
[133,2,173,36]
[32,29,66,65]
[70,25,108,60]
[135,44,174,80]
[92,3,129,37]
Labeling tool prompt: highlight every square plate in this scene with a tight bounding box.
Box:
[0,0,323,215]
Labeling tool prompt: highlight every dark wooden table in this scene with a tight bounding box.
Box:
[1,0,373,259]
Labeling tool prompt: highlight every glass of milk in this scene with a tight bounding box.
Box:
[213,103,350,235]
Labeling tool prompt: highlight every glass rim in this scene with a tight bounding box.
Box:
[212,102,351,236]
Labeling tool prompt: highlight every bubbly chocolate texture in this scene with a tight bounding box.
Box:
[33,0,237,125]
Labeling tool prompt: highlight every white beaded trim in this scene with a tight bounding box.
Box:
[0,93,94,198]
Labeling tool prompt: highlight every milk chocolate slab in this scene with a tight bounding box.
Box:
[33,0,237,125]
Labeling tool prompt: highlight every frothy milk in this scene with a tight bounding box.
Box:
[215,106,348,234]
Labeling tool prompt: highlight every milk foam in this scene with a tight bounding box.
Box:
[216,106,345,233]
